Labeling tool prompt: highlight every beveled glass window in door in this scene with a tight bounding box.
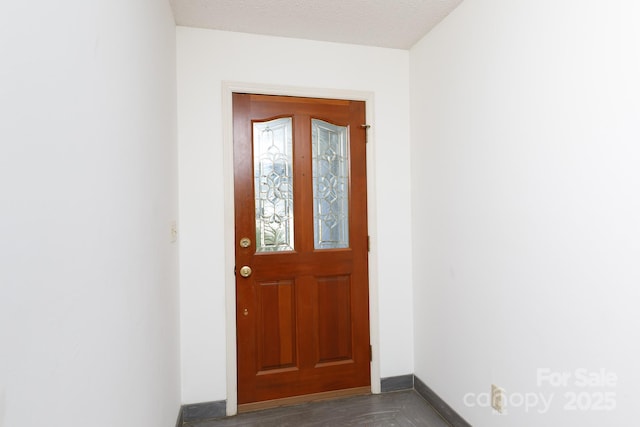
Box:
[312,119,350,249]
[253,118,294,252]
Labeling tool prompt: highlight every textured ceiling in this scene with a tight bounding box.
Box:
[170,0,463,49]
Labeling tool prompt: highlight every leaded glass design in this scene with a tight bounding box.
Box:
[312,119,349,249]
[254,118,294,252]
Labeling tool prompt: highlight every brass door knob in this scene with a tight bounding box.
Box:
[239,266,252,278]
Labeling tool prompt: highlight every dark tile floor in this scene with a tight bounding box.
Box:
[185,390,451,427]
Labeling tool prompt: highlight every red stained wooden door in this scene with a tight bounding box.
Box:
[233,93,370,404]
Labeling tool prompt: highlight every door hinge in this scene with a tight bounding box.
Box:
[361,124,370,143]
[367,235,371,252]
[370,345,373,361]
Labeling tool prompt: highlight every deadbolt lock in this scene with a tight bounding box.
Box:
[239,237,251,248]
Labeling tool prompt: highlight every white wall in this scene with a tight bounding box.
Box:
[411,0,640,425]
[0,1,180,426]
[177,27,413,404]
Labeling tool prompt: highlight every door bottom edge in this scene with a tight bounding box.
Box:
[238,386,371,413]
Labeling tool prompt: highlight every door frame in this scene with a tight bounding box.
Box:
[221,81,381,416]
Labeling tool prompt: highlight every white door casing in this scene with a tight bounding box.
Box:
[221,81,380,416]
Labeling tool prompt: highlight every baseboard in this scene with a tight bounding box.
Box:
[380,374,414,392]
[414,375,472,427]
[179,400,226,424]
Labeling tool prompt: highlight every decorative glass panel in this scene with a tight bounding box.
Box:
[254,118,294,252]
[312,119,349,249]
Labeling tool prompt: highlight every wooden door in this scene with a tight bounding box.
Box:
[233,93,370,405]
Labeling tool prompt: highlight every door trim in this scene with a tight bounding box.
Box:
[222,81,381,416]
